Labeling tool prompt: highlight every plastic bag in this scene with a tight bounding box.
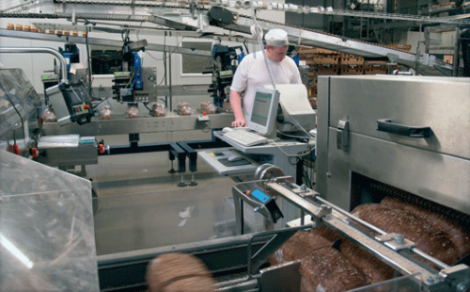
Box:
[100,105,113,120]
[200,101,216,114]
[177,102,191,116]
[126,105,139,118]
[152,104,166,117]
[42,108,57,122]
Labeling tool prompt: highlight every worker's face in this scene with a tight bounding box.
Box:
[266,45,288,62]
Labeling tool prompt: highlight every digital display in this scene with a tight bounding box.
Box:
[250,92,272,126]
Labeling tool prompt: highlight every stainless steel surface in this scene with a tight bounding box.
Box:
[135,67,157,102]
[42,112,234,135]
[316,75,470,215]
[35,144,98,167]
[0,47,68,83]
[314,195,387,236]
[328,75,470,159]
[412,248,450,270]
[258,260,301,292]
[157,84,212,96]
[336,119,349,151]
[254,164,284,181]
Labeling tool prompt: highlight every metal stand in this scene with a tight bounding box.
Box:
[189,173,198,186]
[178,174,187,187]
[168,160,176,173]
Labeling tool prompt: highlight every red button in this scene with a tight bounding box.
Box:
[13,144,20,155]
[203,112,207,116]
[77,108,80,112]
[84,104,90,110]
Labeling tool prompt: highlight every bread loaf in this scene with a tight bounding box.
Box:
[299,247,369,292]
[270,231,332,265]
[339,239,394,286]
[352,203,459,265]
[146,253,216,292]
[311,226,344,243]
[381,196,470,258]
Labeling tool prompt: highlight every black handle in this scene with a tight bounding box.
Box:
[377,119,431,138]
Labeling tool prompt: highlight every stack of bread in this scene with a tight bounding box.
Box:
[125,105,139,118]
[177,102,192,116]
[152,104,166,117]
[200,101,216,114]
[100,105,113,120]
[271,196,470,292]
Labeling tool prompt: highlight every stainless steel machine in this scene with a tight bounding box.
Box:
[94,174,470,292]
[316,75,470,215]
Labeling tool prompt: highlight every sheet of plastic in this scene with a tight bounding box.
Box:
[0,150,99,291]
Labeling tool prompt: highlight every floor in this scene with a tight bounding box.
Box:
[85,131,244,255]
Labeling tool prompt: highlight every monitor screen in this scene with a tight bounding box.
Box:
[247,87,280,136]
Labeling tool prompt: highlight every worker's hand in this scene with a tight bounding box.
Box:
[232,118,246,128]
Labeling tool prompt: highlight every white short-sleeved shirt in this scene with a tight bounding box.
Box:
[230,51,302,118]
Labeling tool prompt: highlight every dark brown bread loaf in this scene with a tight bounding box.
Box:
[146,253,216,292]
[339,239,394,285]
[352,203,459,265]
[380,196,470,258]
[270,231,333,266]
[299,247,369,292]
[311,226,345,243]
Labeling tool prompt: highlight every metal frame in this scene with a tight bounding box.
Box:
[256,177,470,291]
[0,1,456,76]
[424,25,461,76]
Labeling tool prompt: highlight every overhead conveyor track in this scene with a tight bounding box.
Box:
[0,0,456,75]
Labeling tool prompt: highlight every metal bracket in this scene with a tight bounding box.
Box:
[438,264,470,292]
[336,119,349,150]
[375,233,415,251]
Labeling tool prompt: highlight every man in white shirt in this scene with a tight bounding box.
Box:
[229,28,302,127]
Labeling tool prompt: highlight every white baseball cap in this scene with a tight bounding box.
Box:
[265,29,289,47]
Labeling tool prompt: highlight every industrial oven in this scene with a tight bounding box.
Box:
[316,75,470,215]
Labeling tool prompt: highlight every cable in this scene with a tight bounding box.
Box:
[251,5,277,90]
[243,40,250,54]
[124,78,136,97]
[266,138,315,158]
[85,26,94,97]
[143,102,152,111]
[249,4,314,140]
[276,129,310,140]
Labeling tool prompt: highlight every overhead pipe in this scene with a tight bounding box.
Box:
[0,47,68,83]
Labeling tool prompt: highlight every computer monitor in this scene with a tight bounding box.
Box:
[247,87,280,136]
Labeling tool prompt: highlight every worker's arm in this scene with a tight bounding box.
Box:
[230,90,246,127]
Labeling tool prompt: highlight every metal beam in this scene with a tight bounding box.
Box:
[222,16,452,76]
[41,112,234,136]
[0,29,212,56]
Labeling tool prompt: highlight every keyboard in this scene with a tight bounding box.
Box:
[223,129,268,147]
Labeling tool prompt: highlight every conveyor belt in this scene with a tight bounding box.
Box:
[0,0,455,76]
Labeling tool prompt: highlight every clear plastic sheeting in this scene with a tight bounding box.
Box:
[0,150,100,292]
[0,69,40,138]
